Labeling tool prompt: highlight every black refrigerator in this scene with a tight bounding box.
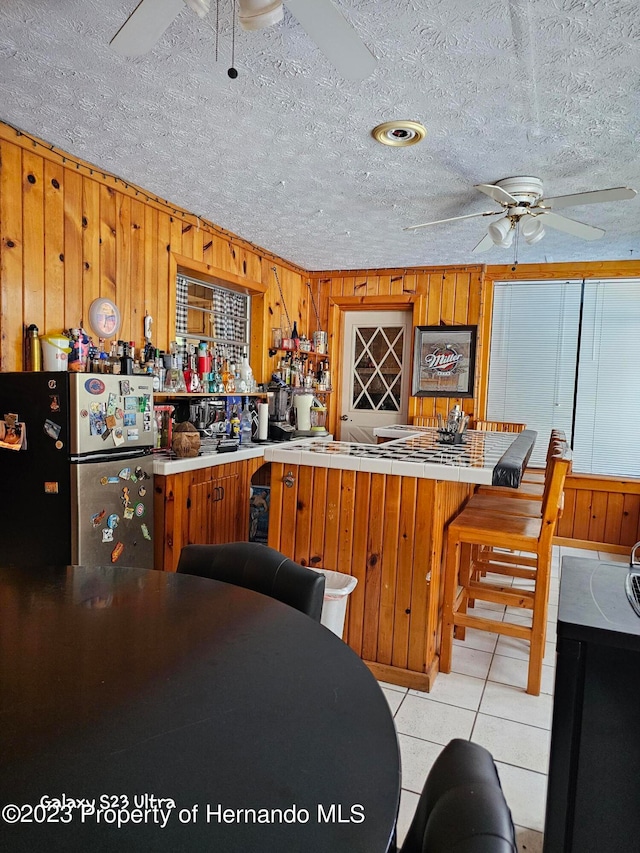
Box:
[0,372,155,568]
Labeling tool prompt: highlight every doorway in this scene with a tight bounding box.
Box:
[339,310,413,442]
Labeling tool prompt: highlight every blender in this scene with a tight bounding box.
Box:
[310,398,328,435]
[268,386,295,441]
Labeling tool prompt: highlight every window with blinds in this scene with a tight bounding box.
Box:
[487,278,640,477]
[487,281,581,467]
[573,280,640,477]
[176,274,249,363]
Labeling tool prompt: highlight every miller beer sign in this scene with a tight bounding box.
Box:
[413,326,477,397]
[424,344,463,377]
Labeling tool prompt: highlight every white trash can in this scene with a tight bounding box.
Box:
[313,569,358,638]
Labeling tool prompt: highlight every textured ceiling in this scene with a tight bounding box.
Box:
[1,0,639,270]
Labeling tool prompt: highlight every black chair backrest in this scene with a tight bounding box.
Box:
[177,542,325,622]
[401,739,517,853]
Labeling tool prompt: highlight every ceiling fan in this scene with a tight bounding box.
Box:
[404,177,637,253]
[109,0,376,81]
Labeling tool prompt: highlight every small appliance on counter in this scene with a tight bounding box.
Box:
[293,392,328,437]
[267,383,295,441]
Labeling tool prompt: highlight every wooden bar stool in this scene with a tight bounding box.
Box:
[477,430,566,500]
[520,429,566,484]
[440,448,571,695]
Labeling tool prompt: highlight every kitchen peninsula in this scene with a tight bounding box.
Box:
[264,428,536,691]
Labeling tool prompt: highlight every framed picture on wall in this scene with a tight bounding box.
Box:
[412,325,477,397]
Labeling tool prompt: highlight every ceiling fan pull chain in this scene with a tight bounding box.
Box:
[228,0,238,78]
[215,0,219,62]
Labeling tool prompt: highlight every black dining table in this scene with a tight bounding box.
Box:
[0,565,400,852]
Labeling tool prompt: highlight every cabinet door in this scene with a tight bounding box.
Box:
[188,473,241,545]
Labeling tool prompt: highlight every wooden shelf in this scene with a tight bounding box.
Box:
[269,348,329,360]
[154,392,268,398]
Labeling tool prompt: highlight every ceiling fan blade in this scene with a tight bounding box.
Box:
[474,183,519,206]
[404,211,499,231]
[110,0,186,56]
[284,0,376,81]
[539,186,637,210]
[471,233,495,254]
[539,211,605,241]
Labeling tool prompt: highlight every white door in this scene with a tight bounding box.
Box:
[339,311,413,442]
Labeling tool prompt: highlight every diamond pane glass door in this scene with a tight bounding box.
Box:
[341,311,412,442]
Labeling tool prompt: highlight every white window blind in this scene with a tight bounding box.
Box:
[486,281,581,467]
[572,279,640,477]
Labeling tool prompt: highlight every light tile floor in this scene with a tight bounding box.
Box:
[380,545,627,852]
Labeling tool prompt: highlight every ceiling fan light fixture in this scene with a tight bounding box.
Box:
[521,216,546,245]
[372,121,426,147]
[237,0,284,31]
[488,217,514,247]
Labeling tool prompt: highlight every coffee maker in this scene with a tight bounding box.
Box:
[268,385,295,441]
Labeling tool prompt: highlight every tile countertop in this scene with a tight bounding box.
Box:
[263,429,520,484]
[152,436,333,476]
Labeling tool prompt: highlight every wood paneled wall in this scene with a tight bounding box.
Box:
[309,266,485,434]
[2,121,639,553]
[0,122,307,381]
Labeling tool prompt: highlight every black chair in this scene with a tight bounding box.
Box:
[400,739,517,853]
[176,542,326,622]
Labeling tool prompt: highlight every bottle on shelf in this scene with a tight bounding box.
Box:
[238,347,254,392]
[291,321,300,350]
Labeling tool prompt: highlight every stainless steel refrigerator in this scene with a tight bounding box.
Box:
[0,372,155,568]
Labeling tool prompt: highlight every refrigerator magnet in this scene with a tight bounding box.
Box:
[43,419,61,441]
[91,509,106,528]
[120,380,131,396]
[84,378,105,395]
[107,513,119,529]
[123,507,134,520]
[112,427,124,447]
[138,485,146,497]
[105,415,117,430]
[134,502,145,518]
[102,528,114,543]
[124,396,138,411]
[107,393,117,416]
[121,487,130,505]
[49,395,60,412]
[44,482,59,494]
[118,467,131,480]
[110,541,124,563]
[141,523,151,541]
[123,412,136,427]
[127,428,139,441]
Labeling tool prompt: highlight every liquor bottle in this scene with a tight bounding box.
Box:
[240,401,252,445]
[120,341,134,375]
[291,321,300,349]
[221,355,232,392]
[230,405,240,438]
[239,347,254,392]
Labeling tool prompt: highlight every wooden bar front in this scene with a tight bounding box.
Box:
[268,462,474,690]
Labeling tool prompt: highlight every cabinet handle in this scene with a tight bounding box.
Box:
[283,471,295,489]
[219,485,225,500]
